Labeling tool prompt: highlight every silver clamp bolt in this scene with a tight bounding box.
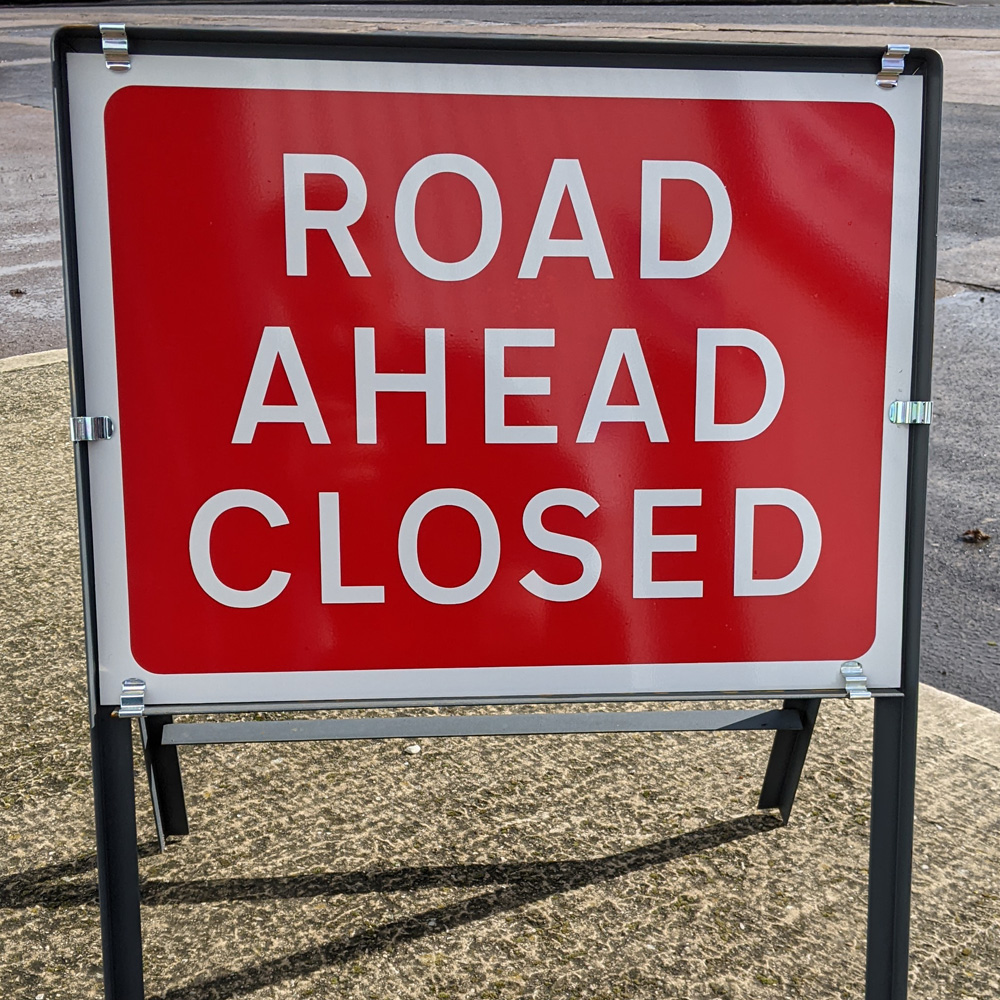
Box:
[841,661,872,700]
[876,44,909,90]
[69,415,115,442]
[889,400,932,425]
[100,23,131,72]
[119,678,146,717]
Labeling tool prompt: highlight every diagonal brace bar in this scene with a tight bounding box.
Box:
[756,698,821,824]
[140,715,189,852]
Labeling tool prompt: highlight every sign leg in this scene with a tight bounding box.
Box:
[140,715,189,852]
[92,705,145,1000]
[756,698,821,823]
[865,693,918,1000]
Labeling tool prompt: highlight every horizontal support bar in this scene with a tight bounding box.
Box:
[162,708,803,746]
[136,690,906,716]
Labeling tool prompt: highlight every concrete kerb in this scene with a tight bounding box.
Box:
[0,347,67,373]
[917,682,1000,769]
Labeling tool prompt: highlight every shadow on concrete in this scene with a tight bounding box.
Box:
[0,815,782,997]
[137,813,781,1000]
[0,840,160,910]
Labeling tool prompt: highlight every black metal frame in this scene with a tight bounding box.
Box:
[53,25,940,1000]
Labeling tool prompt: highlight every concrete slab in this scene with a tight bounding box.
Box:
[1,357,998,1000]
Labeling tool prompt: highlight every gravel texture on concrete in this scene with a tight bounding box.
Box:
[1,357,999,999]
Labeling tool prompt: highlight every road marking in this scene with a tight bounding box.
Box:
[0,57,48,67]
[0,259,61,276]
[1,232,61,252]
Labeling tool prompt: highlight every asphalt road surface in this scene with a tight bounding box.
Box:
[0,4,997,711]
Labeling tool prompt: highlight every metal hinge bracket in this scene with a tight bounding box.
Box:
[876,44,910,90]
[100,23,131,72]
[119,678,146,717]
[841,661,872,700]
[69,415,115,442]
[889,400,933,425]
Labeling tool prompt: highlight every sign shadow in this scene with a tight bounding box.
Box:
[140,813,780,1000]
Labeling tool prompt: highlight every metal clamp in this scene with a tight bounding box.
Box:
[69,415,115,442]
[100,23,131,72]
[841,661,872,700]
[876,44,909,90]
[119,678,146,717]
[889,400,932,425]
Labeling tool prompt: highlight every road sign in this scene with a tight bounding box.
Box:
[62,32,933,711]
[56,27,941,1000]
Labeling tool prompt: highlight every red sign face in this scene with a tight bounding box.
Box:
[103,84,894,675]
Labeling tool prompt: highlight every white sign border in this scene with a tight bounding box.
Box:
[65,51,925,708]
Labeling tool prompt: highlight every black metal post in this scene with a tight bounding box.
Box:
[92,706,145,1000]
[756,698,821,823]
[862,41,937,1000]
[865,692,919,1000]
[140,715,189,852]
